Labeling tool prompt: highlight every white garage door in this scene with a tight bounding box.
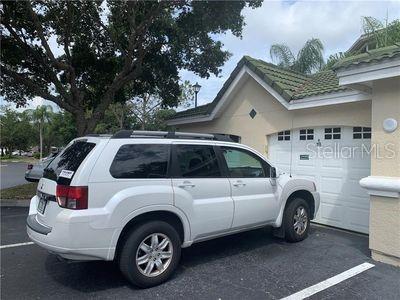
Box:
[268,126,371,233]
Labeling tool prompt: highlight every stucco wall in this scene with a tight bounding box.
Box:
[177,77,372,155]
[370,78,400,177]
[368,77,400,266]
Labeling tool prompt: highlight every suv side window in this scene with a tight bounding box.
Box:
[221,147,270,178]
[175,145,221,178]
[110,144,169,178]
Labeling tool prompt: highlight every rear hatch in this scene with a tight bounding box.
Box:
[35,138,99,227]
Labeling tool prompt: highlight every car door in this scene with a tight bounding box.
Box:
[219,146,278,228]
[171,143,233,240]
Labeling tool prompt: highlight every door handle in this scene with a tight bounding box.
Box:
[178,181,195,188]
[233,180,246,187]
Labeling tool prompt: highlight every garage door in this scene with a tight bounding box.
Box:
[268,126,371,233]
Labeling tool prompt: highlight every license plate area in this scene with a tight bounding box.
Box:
[37,198,47,214]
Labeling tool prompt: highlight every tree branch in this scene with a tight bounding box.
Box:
[25,1,71,71]
[1,66,75,112]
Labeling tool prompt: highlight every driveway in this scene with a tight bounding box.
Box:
[0,162,29,189]
[1,207,399,299]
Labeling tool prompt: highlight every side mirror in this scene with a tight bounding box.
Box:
[270,167,277,179]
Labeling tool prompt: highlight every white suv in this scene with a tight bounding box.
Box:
[27,131,320,288]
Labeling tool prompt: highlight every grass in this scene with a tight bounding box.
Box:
[1,156,39,164]
[1,182,38,200]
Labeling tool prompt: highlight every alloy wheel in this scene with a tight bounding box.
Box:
[136,233,173,277]
[293,206,308,235]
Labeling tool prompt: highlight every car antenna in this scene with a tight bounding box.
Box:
[289,117,294,178]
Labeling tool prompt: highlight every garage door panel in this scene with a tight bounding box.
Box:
[321,159,343,169]
[320,176,343,195]
[347,206,369,232]
[348,179,370,200]
[268,126,371,234]
[319,203,344,223]
[347,196,370,210]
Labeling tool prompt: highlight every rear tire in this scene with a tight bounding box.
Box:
[119,221,181,288]
[283,198,310,242]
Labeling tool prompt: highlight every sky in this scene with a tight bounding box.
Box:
[184,0,400,106]
[2,0,399,111]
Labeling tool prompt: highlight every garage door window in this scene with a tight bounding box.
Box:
[278,130,290,141]
[325,127,341,140]
[353,127,371,139]
[300,129,314,140]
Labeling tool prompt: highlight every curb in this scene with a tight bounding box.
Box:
[0,199,30,207]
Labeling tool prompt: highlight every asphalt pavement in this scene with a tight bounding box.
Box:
[1,207,400,299]
[0,162,29,189]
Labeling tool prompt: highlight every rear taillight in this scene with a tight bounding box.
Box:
[56,185,88,210]
[27,164,33,170]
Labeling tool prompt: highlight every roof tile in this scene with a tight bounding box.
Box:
[169,56,348,120]
[333,44,400,70]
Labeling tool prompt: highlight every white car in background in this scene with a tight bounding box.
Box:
[27,131,319,288]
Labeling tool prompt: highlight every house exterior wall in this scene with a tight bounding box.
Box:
[176,77,372,156]
[368,77,400,266]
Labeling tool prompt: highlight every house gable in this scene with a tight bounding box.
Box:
[167,56,371,126]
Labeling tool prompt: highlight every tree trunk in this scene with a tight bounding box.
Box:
[39,122,43,160]
[120,108,124,129]
[74,113,101,136]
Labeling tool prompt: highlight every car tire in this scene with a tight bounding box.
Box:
[119,221,181,288]
[283,198,310,243]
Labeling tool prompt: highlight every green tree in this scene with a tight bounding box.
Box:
[361,17,400,49]
[45,111,77,149]
[27,105,53,160]
[324,17,400,70]
[95,103,136,134]
[0,106,35,156]
[324,52,349,70]
[270,38,325,74]
[1,0,261,136]
[178,80,195,109]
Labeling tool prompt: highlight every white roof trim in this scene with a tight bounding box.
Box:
[336,58,400,86]
[167,65,372,126]
[289,90,371,110]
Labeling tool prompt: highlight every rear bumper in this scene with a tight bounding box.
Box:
[26,214,52,235]
[27,196,116,261]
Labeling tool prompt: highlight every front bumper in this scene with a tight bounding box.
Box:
[311,191,320,219]
[27,196,116,261]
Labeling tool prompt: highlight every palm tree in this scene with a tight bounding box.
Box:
[269,38,325,74]
[361,16,400,49]
[324,52,348,70]
[28,105,53,160]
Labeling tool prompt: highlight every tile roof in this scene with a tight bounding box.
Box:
[169,56,349,121]
[333,44,400,70]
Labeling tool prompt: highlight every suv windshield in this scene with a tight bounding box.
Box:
[43,140,96,184]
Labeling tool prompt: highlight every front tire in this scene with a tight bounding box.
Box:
[119,221,181,288]
[283,198,310,242]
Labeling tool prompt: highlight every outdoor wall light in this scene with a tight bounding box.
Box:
[383,118,398,133]
[316,139,322,147]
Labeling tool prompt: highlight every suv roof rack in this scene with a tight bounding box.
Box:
[111,130,236,142]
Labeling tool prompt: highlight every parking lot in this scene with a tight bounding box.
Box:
[1,206,399,299]
[0,162,29,189]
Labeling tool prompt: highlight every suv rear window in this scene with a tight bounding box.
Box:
[43,140,96,184]
[110,144,169,179]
